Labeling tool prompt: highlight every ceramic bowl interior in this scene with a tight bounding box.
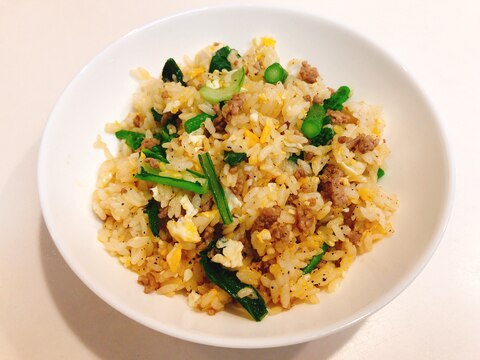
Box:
[38,6,453,348]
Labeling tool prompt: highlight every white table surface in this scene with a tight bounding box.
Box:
[1,0,478,359]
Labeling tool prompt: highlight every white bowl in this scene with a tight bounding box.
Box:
[38,6,454,348]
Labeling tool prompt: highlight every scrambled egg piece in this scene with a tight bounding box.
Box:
[251,229,271,256]
[167,216,201,244]
[260,118,273,144]
[261,36,276,47]
[192,210,218,233]
[166,243,182,272]
[358,187,374,202]
[211,238,244,268]
[244,128,260,146]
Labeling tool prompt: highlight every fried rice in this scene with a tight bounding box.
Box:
[92,37,398,320]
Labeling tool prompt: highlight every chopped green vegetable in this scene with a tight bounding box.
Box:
[377,168,385,179]
[154,129,178,143]
[151,107,162,122]
[303,243,330,274]
[209,46,232,73]
[288,152,304,163]
[141,149,169,163]
[115,130,145,150]
[264,62,288,84]
[200,240,268,322]
[200,67,245,104]
[310,127,335,146]
[135,168,207,194]
[300,103,326,139]
[151,143,167,157]
[224,151,247,166]
[323,86,350,111]
[161,58,186,85]
[184,113,215,133]
[301,104,336,146]
[198,152,233,225]
[151,111,179,142]
[144,199,160,237]
[186,169,206,178]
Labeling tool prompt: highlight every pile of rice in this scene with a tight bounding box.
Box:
[92,37,398,318]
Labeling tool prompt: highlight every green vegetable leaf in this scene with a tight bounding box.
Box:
[288,152,304,163]
[264,63,288,84]
[161,58,186,85]
[377,168,385,179]
[154,129,178,144]
[303,243,330,274]
[200,67,245,104]
[310,127,335,146]
[209,46,232,73]
[144,199,160,237]
[151,109,179,142]
[198,152,233,225]
[135,168,207,194]
[141,148,169,163]
[184,113,215,133]
[301,103,326,139]
[151,107,162,122]
[323,86,350,111]
[200,240,268,322]
[186,169,206,179]
[115,130,145,150]
[224,151,247,166]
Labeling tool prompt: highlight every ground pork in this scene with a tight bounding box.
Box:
[212,103,227,133]
[348,230,362,245]
[137,272,160,294]
[304,152,314,161]
[158,206,169,219]
[231,171,247,197]
[313,94,323,104]
[298,61,319,84]
[251,206,281,233]
[202,225,215,241]
[294,168,306,180]
[286,193,298,205]
[249,260,269,273]
[213,103,222,117]
[319,164,348,207]
[143,157,159,169]
[200,199,213,212]
[222,94,245,121]
[355,134,379,153]
[327,109,358,125]
[160,112,174,126]
[133,115,143,127]
[139,137,160,151]
[295,205,316,233]
[338,134,379,153]
[270,222,290,242]
[343,204,357,229]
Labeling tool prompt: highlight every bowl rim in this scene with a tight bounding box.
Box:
[37,4,455,348]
